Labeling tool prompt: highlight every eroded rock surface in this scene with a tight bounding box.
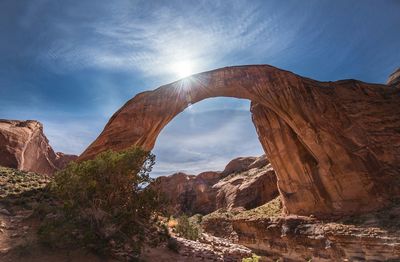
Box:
[219,216,400,261]
[79,65,400,217]
[214,157,278,210]
[202,198,400,261]
[173,233,252,262]
[155,171,221,215]
[0,120,77,175]
[154,155,278,215]
[141,233,253,262]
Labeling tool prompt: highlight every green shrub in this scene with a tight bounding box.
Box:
[242,254,260,262]
[175,215,201,240]
[39,147,162,256]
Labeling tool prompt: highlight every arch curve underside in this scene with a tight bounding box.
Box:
[79,65,400,217]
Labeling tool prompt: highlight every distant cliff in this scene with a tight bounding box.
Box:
[153,155,278,215]
[0,119,77,175]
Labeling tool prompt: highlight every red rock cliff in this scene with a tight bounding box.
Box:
[0,119,77,175]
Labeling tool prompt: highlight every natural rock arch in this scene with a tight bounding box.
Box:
[79,65,400,217]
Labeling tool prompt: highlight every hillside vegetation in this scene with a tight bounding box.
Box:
[0,147,170,261]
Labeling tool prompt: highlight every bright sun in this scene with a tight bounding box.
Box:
[172,60,194,79]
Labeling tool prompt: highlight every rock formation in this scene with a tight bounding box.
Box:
[154,155,278,215]
[213,156,278,210]
[155,171,221,215]
[0,119,77,175]
[202,209,400,261]
[79,65,400,217]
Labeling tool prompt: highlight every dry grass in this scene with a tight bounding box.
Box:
[234,197,282,219]
[203,196,283,222]
[0,166,50,199]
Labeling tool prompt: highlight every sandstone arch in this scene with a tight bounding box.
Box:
[79,65,400,217]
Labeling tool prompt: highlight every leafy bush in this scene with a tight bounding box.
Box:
[242,254,260,262]
[175,215,201,240]
[38,147,162,256]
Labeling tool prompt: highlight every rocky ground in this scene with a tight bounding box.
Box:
[142,233,254,262]
[202,197,400,261]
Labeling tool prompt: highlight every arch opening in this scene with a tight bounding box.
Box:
[151,97,265,177]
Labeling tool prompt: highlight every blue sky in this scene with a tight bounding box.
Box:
[0,0,399,176]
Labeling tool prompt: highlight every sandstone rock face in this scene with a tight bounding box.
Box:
[0,119,77,175]
[205,213,400,261]
[155,171,221,215]
[79,65,400,217]
[214,157,278,210]
[154,155,278,215]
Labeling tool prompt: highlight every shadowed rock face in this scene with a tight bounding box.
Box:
[154,171,221,215]
[0,119,77,175]
[79,65,400,217]
[214,156,278,211]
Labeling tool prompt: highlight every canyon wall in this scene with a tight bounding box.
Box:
[79,65,400,217]
[154,155,278,215]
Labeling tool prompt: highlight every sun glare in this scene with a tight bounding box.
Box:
[173,60,195,79]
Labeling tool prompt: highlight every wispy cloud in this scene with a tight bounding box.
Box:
[35,1,288,80]
[42,119,103,155]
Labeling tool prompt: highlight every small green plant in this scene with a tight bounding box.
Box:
[242,254,260,262]
[175,215,201,240]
